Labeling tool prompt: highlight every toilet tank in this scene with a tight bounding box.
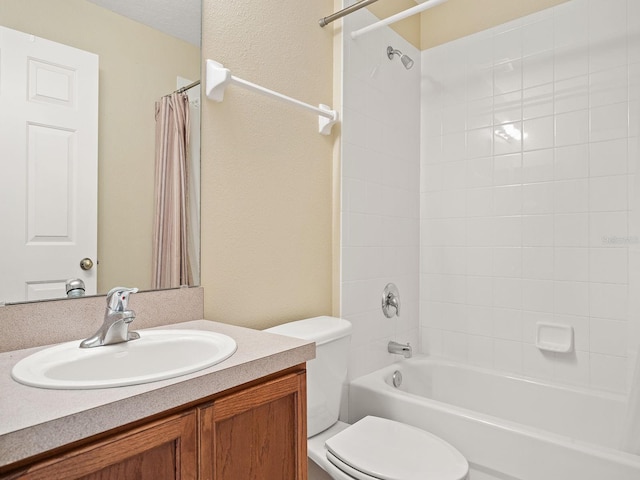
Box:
[264,316,352,437]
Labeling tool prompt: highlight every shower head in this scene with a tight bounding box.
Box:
[387,46,414,70]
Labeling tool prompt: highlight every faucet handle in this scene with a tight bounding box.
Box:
[382,283,400,318]
[106,287,139,311]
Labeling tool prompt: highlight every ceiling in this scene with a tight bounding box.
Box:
[86,0,201,46]
[85,0,423,48]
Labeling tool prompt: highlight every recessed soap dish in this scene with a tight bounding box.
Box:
[536,322,574,353]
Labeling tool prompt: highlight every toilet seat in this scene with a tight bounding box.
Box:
[324,416,468,480]
[326,451,390,480]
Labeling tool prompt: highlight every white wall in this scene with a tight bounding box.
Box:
[420,0,640,393]
[341,8,421,379]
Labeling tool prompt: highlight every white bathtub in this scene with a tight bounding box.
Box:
[348,356,640,480]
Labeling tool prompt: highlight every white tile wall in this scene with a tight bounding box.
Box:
[420,0,639,393]
[341,8,421,379]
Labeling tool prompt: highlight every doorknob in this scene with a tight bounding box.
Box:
[80,258,94,271]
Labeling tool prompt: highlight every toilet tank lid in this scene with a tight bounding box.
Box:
[264,316,352,346]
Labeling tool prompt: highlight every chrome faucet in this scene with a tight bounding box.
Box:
[80,287,139,348]
[388,341,412,358]
[65,278,86,298]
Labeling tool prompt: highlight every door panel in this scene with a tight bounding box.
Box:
[27,124,75,242]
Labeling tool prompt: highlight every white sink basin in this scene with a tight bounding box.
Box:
[11,329,237,389]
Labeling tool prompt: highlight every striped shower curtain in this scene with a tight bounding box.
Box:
[152,92,193,289]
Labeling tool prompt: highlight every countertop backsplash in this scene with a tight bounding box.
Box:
[0,286,204,352]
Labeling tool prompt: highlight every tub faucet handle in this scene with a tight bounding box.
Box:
[382,283,400,318]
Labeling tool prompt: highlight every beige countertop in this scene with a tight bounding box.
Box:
[0,319,314,469]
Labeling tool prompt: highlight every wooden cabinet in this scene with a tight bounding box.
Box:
[199,371,307,480]
[3,411,197,480]
[1,368,307,480]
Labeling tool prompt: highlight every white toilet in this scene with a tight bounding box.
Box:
[265,316,469,480]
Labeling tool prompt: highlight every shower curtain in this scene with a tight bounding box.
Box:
[152,92,193,289]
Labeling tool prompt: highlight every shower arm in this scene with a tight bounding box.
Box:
[319,0,380,27]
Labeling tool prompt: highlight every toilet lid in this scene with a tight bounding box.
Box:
[325,416,468,480]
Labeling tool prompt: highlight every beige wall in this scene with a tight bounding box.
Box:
[0,0,199,293]
[367,0,422,49]
[421,0,571,49]
[201,1,336,329]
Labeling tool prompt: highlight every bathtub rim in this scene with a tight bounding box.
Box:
[349,354,640,469]
[369,354,626,402]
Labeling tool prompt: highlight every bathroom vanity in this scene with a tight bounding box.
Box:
[0,318,314,479]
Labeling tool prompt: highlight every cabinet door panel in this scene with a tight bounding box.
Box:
[76,441,177,480]
[5,411,197,480]
[200,371,307,480]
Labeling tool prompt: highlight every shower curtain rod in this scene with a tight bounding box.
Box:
[318,0,380,27]
[175,80,200,94]
[351,0,449,39]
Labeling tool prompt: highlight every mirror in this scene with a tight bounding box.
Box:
[0,0,201,304]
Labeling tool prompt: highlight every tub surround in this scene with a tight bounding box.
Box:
[420,0,639,393]
[0,291,314,470]
[340,7,422,380]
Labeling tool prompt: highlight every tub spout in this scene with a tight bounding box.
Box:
[388,341,412,358]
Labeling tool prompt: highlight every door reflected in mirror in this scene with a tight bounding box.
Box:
[0,0,201,304]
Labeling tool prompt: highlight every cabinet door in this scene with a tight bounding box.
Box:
[199,371,307,480]
[5,411,197,480]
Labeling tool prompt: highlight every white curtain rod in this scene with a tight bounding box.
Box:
[205,59,338,135]
[350,0,449,40]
